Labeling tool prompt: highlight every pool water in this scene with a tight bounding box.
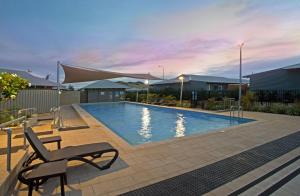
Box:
[81,102,254,145]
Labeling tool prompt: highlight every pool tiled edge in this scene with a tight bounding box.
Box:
[73,103,261,151]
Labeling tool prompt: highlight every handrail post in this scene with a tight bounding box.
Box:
[23,121,28,149]
[6,128,12,172]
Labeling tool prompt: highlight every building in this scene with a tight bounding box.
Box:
[0,68,58,88]
[80,80,128,103]
[245,63,300,90]
[151,74,248,92]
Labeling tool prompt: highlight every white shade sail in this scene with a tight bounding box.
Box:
[61,64,161,83]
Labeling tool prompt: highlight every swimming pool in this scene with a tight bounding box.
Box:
[81,102,254,145]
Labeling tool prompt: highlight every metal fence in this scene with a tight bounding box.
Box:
[0,89,80,113]
[253,89,300,103]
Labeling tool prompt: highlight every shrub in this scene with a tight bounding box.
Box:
[270,103,287,114]
[0,111,14,124]
[242,92,256,110]
[0,72,29,102]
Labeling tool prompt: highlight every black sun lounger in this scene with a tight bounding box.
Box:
[25,128,119,170]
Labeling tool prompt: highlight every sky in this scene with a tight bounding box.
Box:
[1,0,300,82]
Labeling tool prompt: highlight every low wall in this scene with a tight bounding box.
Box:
[60,91,80,106]
[0,89,80,113]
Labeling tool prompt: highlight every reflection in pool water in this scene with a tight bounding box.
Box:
[138,107,152,140]
[175,113,186,137]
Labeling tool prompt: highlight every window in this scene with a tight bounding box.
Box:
[218,85,223,91]
[100,91,105,95]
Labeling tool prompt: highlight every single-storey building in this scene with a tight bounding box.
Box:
[244,63,300,90]
[0,68,58,88]
[151,74,248,92]
[80,80,128,103]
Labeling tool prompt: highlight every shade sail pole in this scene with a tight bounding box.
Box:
[57,61,61,128]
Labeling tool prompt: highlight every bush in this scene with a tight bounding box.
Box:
[246,102,300,116]
[0,111,15,124]
[270,103,287,114]
[242,92,256,110]
[0,72,29,102]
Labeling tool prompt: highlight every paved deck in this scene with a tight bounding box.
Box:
[60,105,89,130]
[122,131,300,195]
[11,104,300,195]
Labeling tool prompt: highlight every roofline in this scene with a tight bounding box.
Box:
[80,80,129,90]
[244,62,300,77]
[0,67,58,86]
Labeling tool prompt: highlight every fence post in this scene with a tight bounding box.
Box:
[6,128,12,172]
[23,121,28,149]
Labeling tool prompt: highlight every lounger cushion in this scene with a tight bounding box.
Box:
[49,142,115,161]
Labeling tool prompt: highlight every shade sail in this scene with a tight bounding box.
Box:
[61,64,161,83]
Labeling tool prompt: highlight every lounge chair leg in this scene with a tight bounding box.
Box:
[60,175,65,196]
[64,174,68,185]
[28,182,33,196]
[35,180,39,191]
[70,149,119,170]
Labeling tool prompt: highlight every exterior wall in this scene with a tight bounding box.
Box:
[81,89,125,103]
[60,91,80,106]
[206,83,227,91]
[151,81,236,92]
[0,89,80,113]
[151,82,181,91]
[186,81,208,91]
[248,69,300,90]
[151,81,208,91]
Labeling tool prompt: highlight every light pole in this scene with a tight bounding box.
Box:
[158,65,165,80]
[238,42,244,118]
[56,61,61,128]
[179,76,184,106]
[136,91,139,102]
[144,79,149,103]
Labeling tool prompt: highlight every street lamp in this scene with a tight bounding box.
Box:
[238,42,244,118]
[144,79,149,103]
[179,76,184,106]
[158,65,165,80]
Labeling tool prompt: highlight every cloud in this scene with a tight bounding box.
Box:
[1,0,300,80]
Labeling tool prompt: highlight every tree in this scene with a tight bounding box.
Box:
[0,72,29,102]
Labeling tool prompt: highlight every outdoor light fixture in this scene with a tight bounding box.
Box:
[144,79,149,103]
[179,76,184,106]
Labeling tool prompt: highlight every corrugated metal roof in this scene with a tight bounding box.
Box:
[81,80,129,89]
[282,63,300,70]
[152,74,248,85]
[244,63,300,77]
[0,68,58,87]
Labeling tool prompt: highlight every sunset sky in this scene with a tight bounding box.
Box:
[1,0,300,82]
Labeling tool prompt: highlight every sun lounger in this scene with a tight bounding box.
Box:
[25,128,119,170]
[18,160,68,196]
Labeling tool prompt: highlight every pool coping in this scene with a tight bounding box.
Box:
[72,102,263,152]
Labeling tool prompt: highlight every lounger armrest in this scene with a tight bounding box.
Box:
[40,136,62,144]
[40,136,62,149]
